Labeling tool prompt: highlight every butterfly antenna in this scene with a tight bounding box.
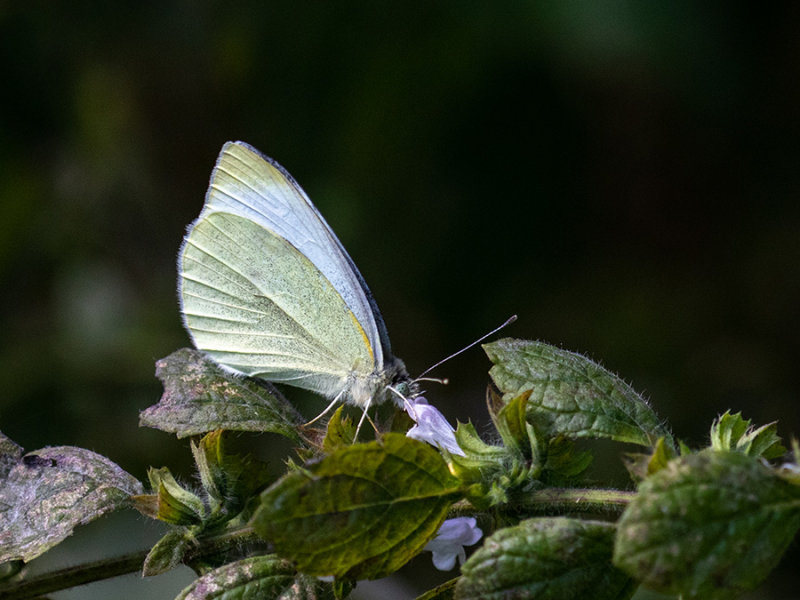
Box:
[415,376,448,385]
[416,315,517,380]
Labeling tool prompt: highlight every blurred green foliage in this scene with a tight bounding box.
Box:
[0,3,798,598]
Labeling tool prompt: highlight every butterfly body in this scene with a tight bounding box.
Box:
[179,141,412,408]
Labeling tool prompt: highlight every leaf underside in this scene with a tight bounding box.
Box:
[141,348,304,441]
[0,446,143,562]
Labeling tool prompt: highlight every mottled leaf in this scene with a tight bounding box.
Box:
[176,554,333,600]
[252,434,462,580]
[0,431,23,478]
[0,446,143,562]
[484,339,671,447]
[614,450,800,599]
[141,348,304,441]
[457,517,635,600]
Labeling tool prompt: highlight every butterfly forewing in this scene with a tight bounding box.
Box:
[203,142,387,367]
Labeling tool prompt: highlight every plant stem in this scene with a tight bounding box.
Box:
[0,550,149,600]
[448,486,635,518]
[517,486,635,512]
[0,527,263,600]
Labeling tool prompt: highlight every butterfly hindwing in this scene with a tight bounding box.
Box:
[180,211,376,399]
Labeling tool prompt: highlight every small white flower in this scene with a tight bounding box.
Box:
[404,397,464,456]
[424,517,483,571]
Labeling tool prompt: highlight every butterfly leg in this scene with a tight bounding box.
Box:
[354,396,373,441]
[304,390,345,427]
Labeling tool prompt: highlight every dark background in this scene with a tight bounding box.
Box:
[1,4,798,599]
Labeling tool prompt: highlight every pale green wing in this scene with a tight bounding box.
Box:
[201,142,391,368]
[180,211,376,399]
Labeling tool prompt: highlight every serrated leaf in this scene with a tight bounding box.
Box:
[175,554,333,600]
[710,411,785,459]
[456,517,636,600]
[322,406,355,453]
[143,528,196,576]
[484,339,671,447]
[0,446,143,562]
[252,434,463,580]
[141,348,304,441]
[613,449,800,599]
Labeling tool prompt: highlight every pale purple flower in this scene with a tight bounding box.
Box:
[424,517,483,571]
[404,396,464,456]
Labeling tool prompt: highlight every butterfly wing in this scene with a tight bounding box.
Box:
[179,142,389,402]
[202,141,390,363]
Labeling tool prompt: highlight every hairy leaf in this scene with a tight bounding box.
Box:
[252,434,462,579]
[141,348,304,441]
[191,430,273,520]
[457,517,635,600]
[614,450,800,599]
[484,339,671,447]
[709,411,785,459]
[0,446,143,562]
[143,528,196,576]
[176,554,333,600]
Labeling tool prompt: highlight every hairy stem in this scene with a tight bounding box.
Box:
[449,486,635,518]
[515,486,635,512]
[0,527,262,600]
[0,550,149,600]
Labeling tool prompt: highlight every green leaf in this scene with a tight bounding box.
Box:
[138,467,207,525]
[141,348,304,442]
[456,517,636,600]
[613,449,800,599]
[251,433,463,580]
[484,339,671,447]
[540,435,593,484]
[190,430,274,527]
[621,437,677,483]
[0,446,143,562]
[416,577,458,600]
[449,422,511,483]
[191,430,227,508]
[709,411,785,459]
[492,391,537,461]
[175,554,334,600]
[143,528,196,576]
[322,406,356,453]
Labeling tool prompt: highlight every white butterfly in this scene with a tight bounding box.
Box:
[179,141,414,421]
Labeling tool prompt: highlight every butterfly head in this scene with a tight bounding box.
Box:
[347,355,417,408]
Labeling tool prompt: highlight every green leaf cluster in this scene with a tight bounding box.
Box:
[3,339,800,600]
